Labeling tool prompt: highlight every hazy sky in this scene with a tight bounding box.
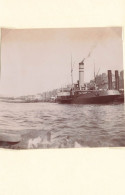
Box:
[0,27,123,96]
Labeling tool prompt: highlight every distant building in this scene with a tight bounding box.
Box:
[88,70,124,90]
[94,73,108,89]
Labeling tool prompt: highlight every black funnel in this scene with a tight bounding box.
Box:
[115,70,119,90]
[108,70,112,90]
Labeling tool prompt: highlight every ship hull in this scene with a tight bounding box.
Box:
[57,95,119,104]
[73,95,119,104]
[57,90,121,104]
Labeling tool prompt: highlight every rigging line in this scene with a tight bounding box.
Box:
[71,54,73,86]
[96,67,100,76]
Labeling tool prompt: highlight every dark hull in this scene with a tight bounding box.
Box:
[113,94,124,103]
[57,95,120,104]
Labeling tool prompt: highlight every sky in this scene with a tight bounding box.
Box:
[0,27,123,96]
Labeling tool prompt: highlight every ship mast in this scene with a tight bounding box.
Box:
[71,54,73,88]
[94,60,96,89]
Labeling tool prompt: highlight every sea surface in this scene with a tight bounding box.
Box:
[0,101,125,149]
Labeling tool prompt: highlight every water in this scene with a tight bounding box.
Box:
[0,101,125,149]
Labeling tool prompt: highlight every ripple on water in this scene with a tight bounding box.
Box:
[0,102,125,148]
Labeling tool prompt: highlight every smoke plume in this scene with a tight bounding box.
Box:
[85,43,97,60]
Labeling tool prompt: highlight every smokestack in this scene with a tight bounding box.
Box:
[108,70,112,90]
[115,70,119,90]
[79,60,84,90]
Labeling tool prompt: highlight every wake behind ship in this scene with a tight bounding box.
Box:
[57,60,121,104]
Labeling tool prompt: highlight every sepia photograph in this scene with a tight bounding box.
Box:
[0,27,124,149]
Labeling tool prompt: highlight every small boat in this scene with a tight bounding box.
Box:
[0,132,21,143]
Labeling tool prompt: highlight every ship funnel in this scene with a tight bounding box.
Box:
[108,70,112,90]
[79,60,84,90]
[115,70,119,90]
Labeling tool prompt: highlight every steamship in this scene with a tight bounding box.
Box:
[57,60,121,104]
